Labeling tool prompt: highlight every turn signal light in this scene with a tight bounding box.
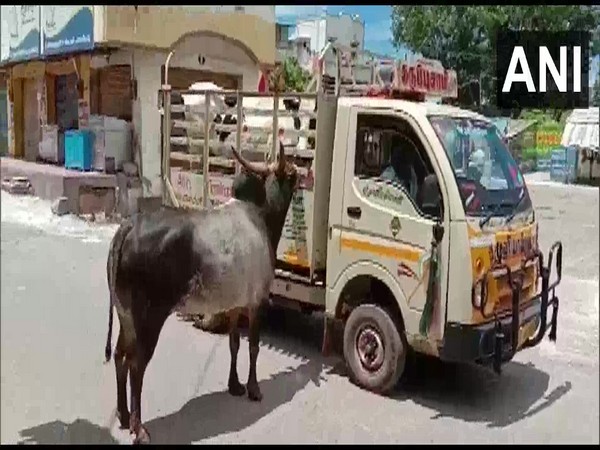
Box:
[475,258,484,276]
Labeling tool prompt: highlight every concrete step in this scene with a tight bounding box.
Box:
[1,157,119,217]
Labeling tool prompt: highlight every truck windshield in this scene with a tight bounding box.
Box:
[428,115,533,222]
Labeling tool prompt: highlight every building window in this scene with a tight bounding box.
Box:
[276,24,292,49]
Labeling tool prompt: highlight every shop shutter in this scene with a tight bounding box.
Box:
[99,65,132,120]
[55,73,79,131]
[90,68,101,115]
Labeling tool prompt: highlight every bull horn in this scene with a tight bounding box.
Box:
[276,139,286,174]
[231,146,270,177]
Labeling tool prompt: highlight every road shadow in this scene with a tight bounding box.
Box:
[17,306,572,444]
[13,305,328,445]
[16,357,325,445]
[256,305,573,429]
[145,358,325,444]
[17,418,118,445]
[393,355,572,428]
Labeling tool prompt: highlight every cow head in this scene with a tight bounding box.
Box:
[231,141,299,251]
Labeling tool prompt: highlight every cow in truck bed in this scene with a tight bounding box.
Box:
[104,142,298,444]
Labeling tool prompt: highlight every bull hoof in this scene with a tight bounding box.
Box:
[133,426,151,445]
[228,381,246,397]
[247,385,263,402]
[117,411,130,430]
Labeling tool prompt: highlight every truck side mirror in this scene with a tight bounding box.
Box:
[419,173,443,219]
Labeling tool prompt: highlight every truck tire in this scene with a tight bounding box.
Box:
[343,304,407,395]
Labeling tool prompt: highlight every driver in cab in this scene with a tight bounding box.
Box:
[380,134,419,200]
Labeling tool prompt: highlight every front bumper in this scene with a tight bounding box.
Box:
[439,241,563,373]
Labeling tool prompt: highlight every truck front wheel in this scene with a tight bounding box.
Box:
[343,304,407,395]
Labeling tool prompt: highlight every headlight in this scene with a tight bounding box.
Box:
[473,281,484,308]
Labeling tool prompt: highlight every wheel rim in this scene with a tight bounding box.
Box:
[356,325,385,372]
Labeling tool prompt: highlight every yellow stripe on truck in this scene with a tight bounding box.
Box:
[341,237,422,263]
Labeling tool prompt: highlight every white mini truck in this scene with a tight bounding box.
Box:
[159,52,562,394]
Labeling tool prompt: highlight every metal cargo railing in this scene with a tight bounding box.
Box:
[158,85,320,209]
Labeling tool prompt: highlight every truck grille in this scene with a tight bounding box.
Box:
[491,264,537,315]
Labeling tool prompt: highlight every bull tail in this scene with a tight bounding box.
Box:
[105,221,133,363]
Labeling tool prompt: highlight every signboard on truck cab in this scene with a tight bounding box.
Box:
[395,58,458,99]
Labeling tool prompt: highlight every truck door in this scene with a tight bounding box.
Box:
[334,110,450,338]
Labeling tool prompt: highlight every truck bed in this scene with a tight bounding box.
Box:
[161,90,338,281]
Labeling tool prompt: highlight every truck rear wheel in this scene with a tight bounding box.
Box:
[343,304,407,395]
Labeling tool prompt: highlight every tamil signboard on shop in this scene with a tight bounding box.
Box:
[0,5,41,62]
[42,6,94,56]
[0,6,94,62]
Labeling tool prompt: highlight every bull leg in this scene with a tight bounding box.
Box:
[129,314,168,445]
[129,356,150,445]
[114,330,130,429]
[246,306,263,402]
[228,309,246,396]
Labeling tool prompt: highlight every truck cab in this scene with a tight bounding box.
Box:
[321,97,561,392]
[159,47,562,395]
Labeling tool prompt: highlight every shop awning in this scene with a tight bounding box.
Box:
[561,107,600,153]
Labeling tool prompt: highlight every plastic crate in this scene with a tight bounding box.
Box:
[64,130,94,171]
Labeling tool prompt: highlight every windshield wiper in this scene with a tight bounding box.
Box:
[479,200,514,228]
[505,188,526,224]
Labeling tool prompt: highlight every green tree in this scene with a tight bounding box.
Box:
[269,57,311,93]
[282,57,311,92]
[593,76,600,107]
[391,6,600,109]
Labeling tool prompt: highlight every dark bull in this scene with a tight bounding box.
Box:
[104,141,298,444]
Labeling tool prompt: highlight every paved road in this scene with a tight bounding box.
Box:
[1,181,598,444]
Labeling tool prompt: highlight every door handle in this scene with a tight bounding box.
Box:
[347,206,362,219]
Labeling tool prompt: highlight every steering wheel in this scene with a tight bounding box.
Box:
[456,175,485,213]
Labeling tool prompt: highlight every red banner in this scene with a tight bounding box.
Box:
[395,59,458,99]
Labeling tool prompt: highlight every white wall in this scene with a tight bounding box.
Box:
[294,14,365,54]
[133,50,162,197]
[295,19,326,55]
[295,40,312,68]
[325,15,364,51]
[93,5,105,43]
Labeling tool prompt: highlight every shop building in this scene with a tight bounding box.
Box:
[0,5,276,210]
